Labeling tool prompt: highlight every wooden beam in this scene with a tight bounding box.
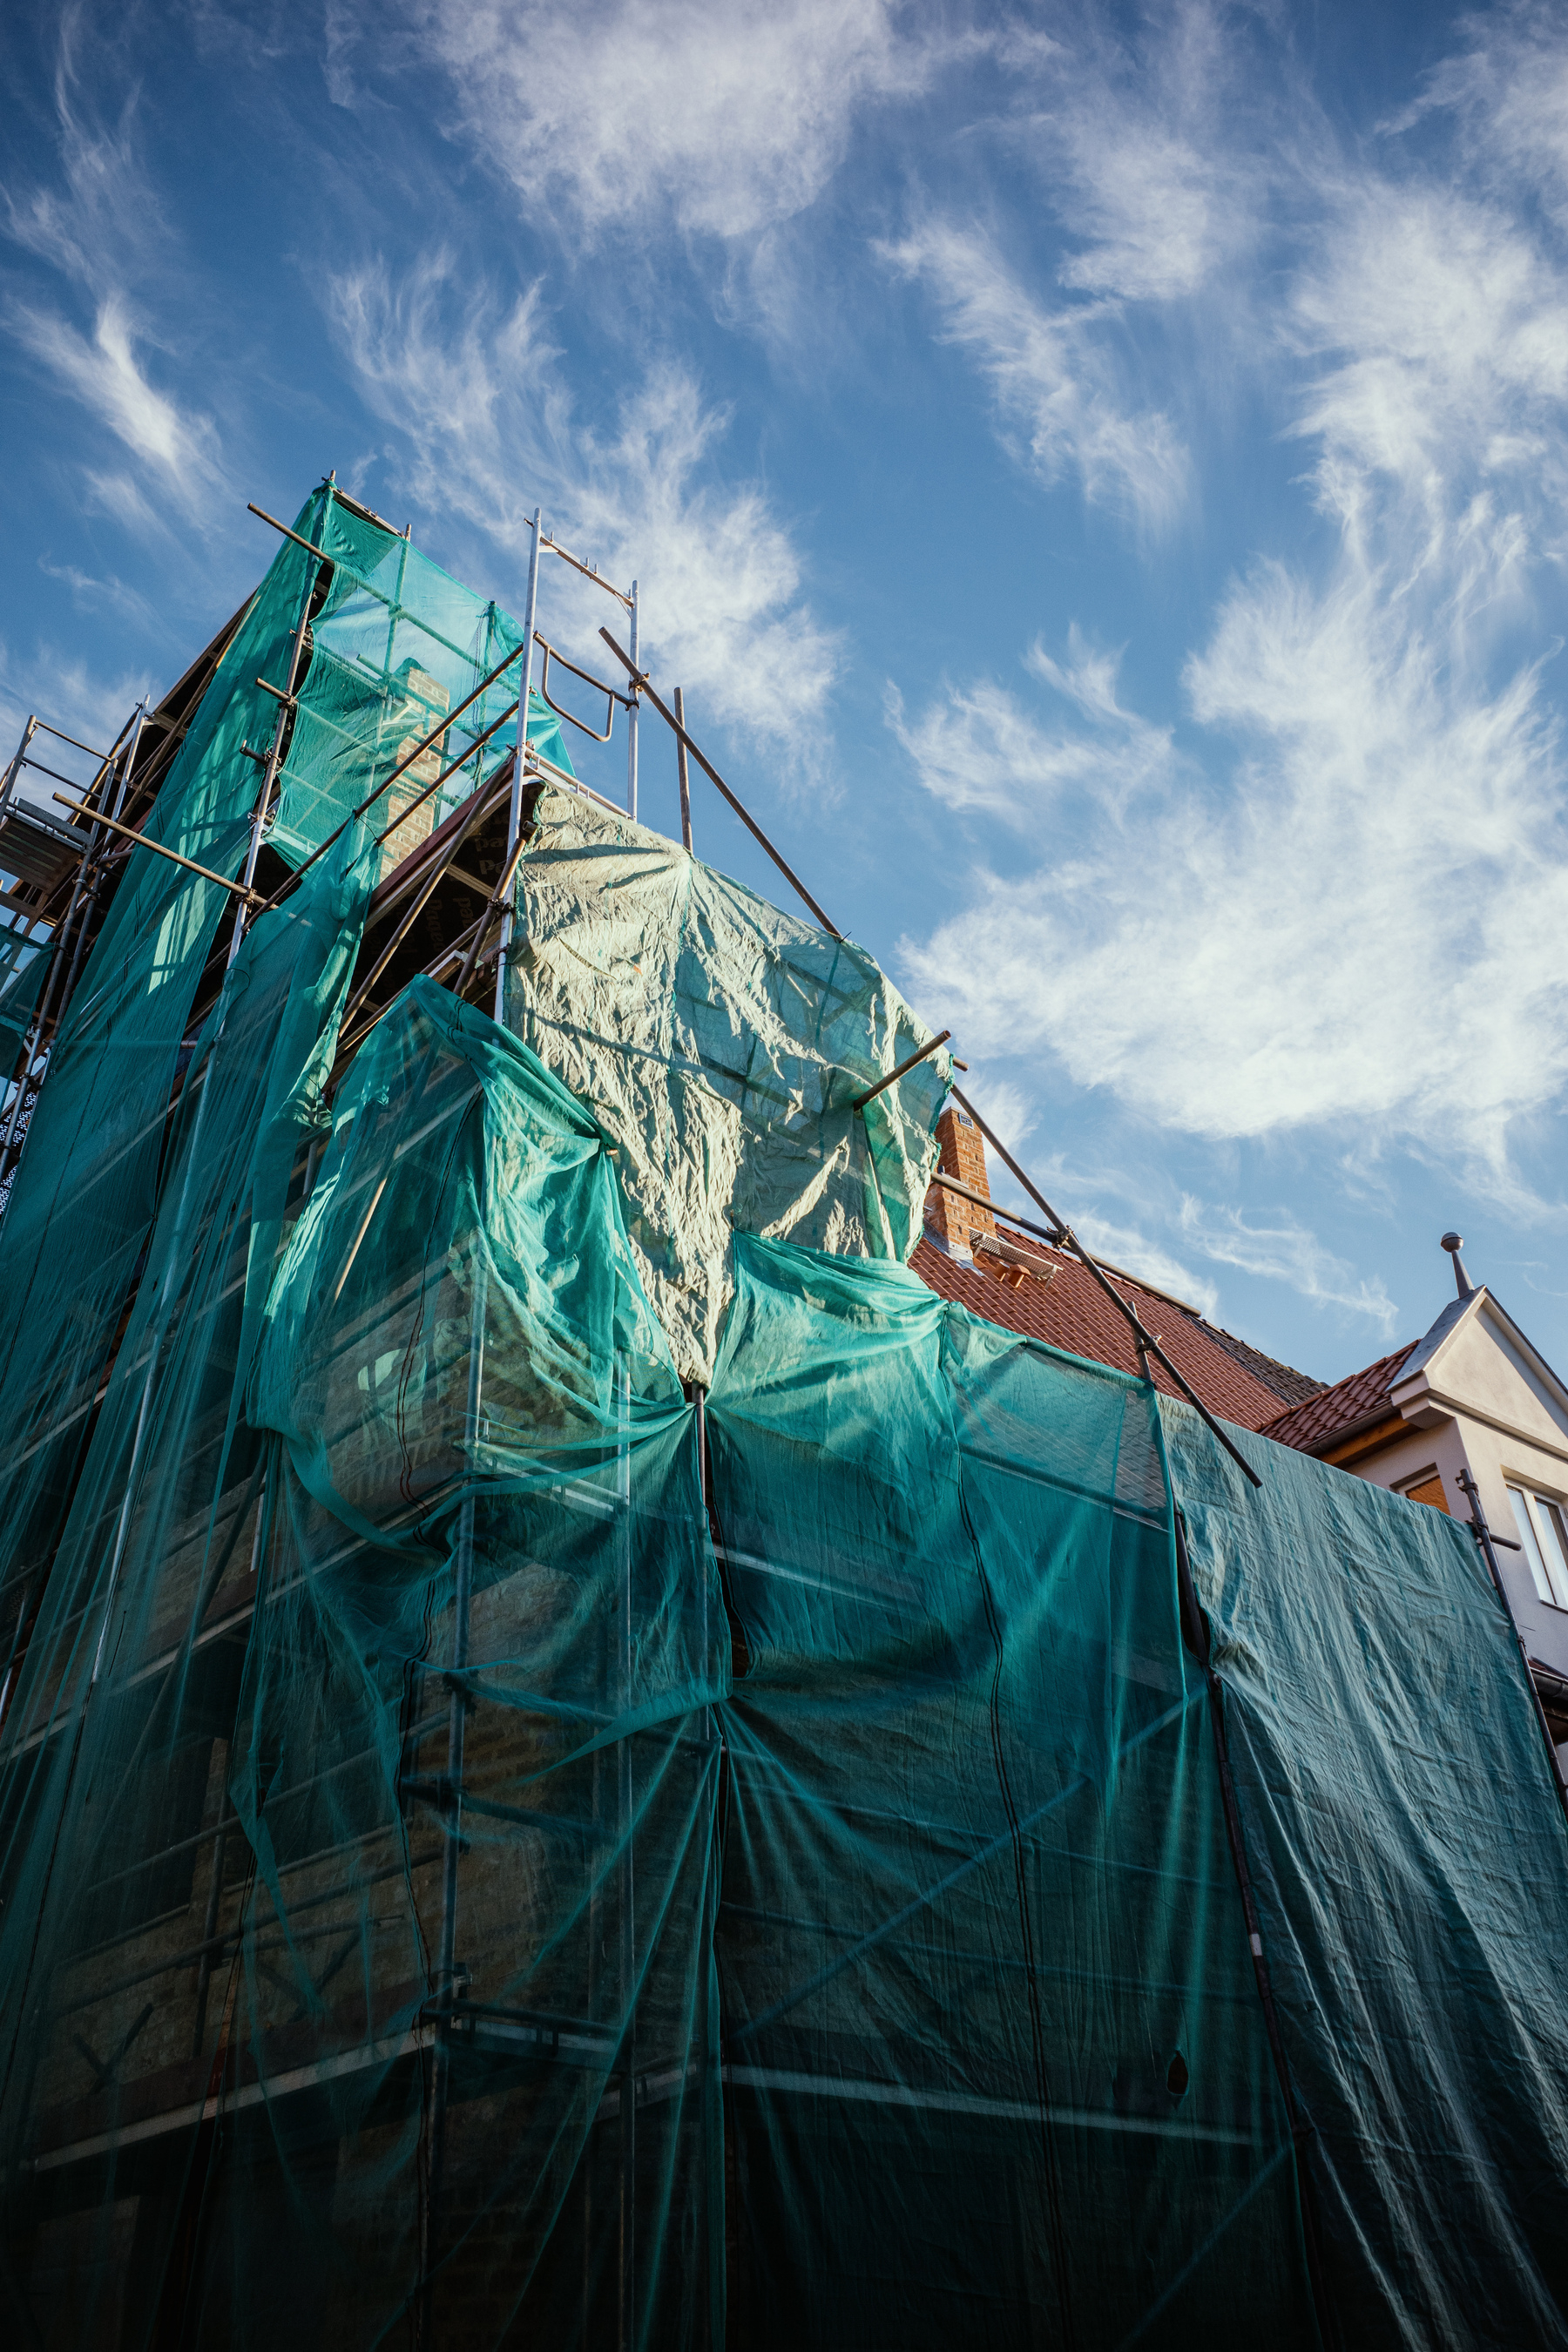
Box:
[1320,1413,1407,1469]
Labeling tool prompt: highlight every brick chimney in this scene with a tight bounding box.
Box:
[925,1105,995,1260]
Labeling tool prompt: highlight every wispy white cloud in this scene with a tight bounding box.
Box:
[1390,2,1568,231]
[897,9,1568,1212]
[1288,180,1568,544]
[11,295,224,516]
[1033,2,1260,303]
[903,563,1568,1191]
[37,556,158,630]
[1176,1197,1399,1331]
[389,0,935,243]
[2,19,228,529]
[1069,1210,1219,1320]
[880,220,1188,528]
[963,1129,1386,1333]
[327,252,838,745]
[0,11,163,297]
[888,625,1176,826]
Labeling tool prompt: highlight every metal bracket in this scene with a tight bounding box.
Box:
[536,632,631,742]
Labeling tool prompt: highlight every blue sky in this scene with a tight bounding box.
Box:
[3,0,1567,1386]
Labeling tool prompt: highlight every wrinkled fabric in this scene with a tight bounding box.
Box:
[507,785,949,1384]
[1162,1396,1568,2351]
[708,1235,1316,2350]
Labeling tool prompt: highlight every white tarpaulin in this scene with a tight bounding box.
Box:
[505,784,949,1382]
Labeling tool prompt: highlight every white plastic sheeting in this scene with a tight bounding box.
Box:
[505,784,950,1382]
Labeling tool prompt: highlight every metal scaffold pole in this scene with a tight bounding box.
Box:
[0,713,37,814]
[625,581,639,824]
[0,704,142,1181]
[229,493,332,967]
[673,686,693,853]
[617,1352,636,2352]
[496,509,543,1027]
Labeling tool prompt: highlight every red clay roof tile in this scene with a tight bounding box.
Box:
[910,1229,1292,1433]
[1260,1343,1416,1454]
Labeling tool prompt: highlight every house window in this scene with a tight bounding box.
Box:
[1505,1484,1568,1610]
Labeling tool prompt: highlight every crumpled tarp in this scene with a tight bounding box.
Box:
[1161,1396,1568,2350]
[505,783,950,1384]
[706,1233,1316,2350]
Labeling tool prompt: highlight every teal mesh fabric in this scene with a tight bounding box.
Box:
[268,501,573,866]
[706,1234,1317,2350]
[0,827,373,2339]
[0,491,620,2348]
[7,479,1568,2352]
[0,485,560,1707]
[0,918,51,1071]
[0,492,328,1689]
[232,978,725,2345]
[0,968,726,2348]
[1161,1396,1568,2350]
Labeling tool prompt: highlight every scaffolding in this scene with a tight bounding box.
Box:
[1,483,1567,2351]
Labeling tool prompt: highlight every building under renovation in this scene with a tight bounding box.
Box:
[0,483,1565,2350]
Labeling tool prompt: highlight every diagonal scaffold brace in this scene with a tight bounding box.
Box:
[597,626,1260,1496]
[949,1086,1261,1489]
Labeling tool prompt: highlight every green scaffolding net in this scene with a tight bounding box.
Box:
[0,918,51,1075]
[707,1234,1316,2352]
[2,483,1567,2352]
[1162,1398,1568,2350]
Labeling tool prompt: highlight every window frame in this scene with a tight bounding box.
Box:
[1505,1482,1568,1611]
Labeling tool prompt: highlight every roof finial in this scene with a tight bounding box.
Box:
[1441,1231,1476,1298]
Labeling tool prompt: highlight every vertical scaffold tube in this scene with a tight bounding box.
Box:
[426,1228,489,2327]
[495,509,542,1027]
[0,709,134,1171]
[230,504,329,968]
[673,686,692,854]
[617,1353,636,2351]
[626,582,639,825]
[0,713,37,817]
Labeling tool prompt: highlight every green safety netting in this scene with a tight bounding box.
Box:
[232,980,722,2344]
[706,1233,1317,2351]
[0,485,566,1712]
[0,919,51,1091]
[1161,1397,1568,2349]
[0,502,317,1668]
[0,488,591,2342]
[2,480,1568,2351]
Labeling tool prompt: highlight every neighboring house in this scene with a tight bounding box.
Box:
[914,1106,1324,1433]
[1265,1238,1568,1758]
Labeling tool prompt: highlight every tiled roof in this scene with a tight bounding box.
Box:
[910,1229,1293,1434]
[1261,1343,1416,1455]
[1192,1321,1326,1409]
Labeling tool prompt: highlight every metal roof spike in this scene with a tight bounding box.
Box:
[1441,1232,1477,1298]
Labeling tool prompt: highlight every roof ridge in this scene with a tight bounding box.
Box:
[1193,1318,1326,1408]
